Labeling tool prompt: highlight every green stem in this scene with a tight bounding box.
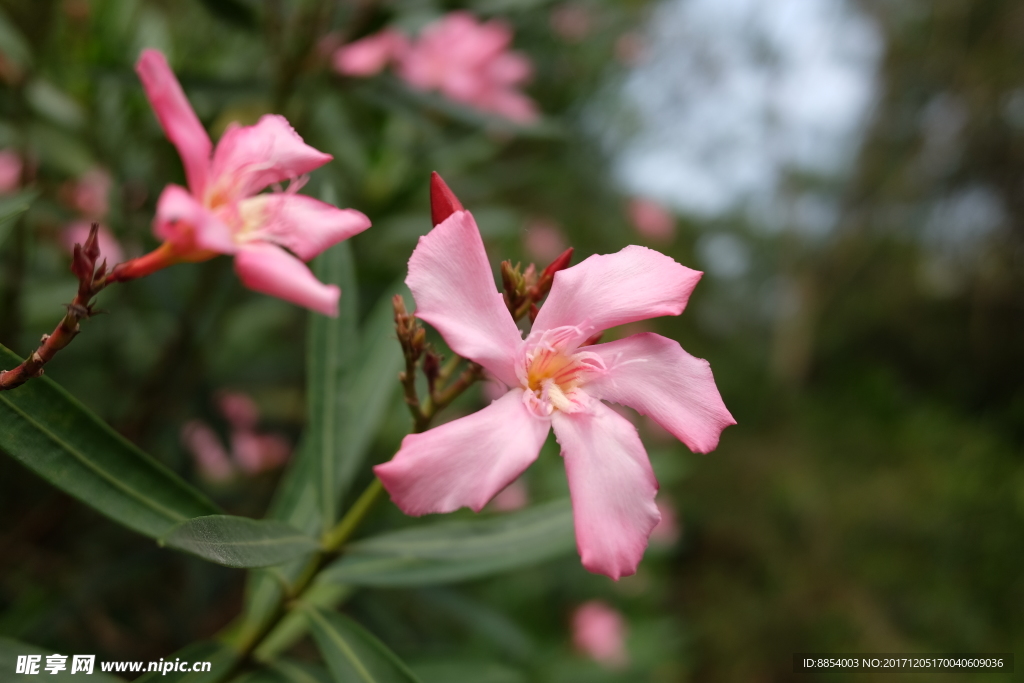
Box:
[320,478,384,551]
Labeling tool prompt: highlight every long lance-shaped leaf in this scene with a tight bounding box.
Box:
[161,515,320,568]
[229,661,332,683]
[317,500,576,587]
[0,636,124,681]
[0,190,38,248]
[132,641,237,683]
[241,281,405,643]
[303,607,422,683]
[307,241,358,529]
[0,345,219,538]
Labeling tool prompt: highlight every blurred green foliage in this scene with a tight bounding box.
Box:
[0,0,1021,681]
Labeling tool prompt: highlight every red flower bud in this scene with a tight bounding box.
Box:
[430,171,464,227]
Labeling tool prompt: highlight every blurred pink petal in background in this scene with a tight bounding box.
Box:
[490,478,529,511]
[523,217,569,263]
[64,167,112,218]
[550,4,592,43]
[217,391,261,431]
[62,222,124,265]
[0,149,22,194]
[627,197,675,242]
[572,601,629,668]
[651,498,682,546]
[181,420,234,482]
[333,29,408,76]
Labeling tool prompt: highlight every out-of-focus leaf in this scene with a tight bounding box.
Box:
[0,190,37,248]
[25,80,86,129]
[318,500,575,587]
[0,636,124,681]
[409,659,527,683]
[133,641,237,683]
[254,583,352,661]
[307,240,358,527]
[0,345,219,539]
[268,660,332,683]
[303,607,422,683]
[161,515,320,568]
[197,0,258,29]
[0,7,32,71]
[28,122,93,176]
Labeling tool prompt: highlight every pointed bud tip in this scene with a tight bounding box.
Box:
[430,172,464,227]
[542,247,574,278]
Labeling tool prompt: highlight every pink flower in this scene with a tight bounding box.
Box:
[333,14,539,124]
[120,50,370,316]
[572,601,629,668]
[0,149,22,194]
[550,4,592,43]
[63,222,124,265]
[374,175,735,580]
[332,29,409,77]
[627,198,675,242]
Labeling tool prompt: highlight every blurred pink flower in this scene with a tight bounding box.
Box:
[490,478,529,511]
[121,49,370,316]
[182,391,292,480]
[374,177,735,580]
[217,391,260,431]
[627,198,675,242]
[523,218,568,263]
[650,498,681,546]
[333,29,409,77]
[572,601,629,668]
[182,420,234,482]
[334,13,539,123]
[550,4,592,43]
[63,222,124,265]
[0,149,22,194]
[64,167,112,218]
[615,32,647,66]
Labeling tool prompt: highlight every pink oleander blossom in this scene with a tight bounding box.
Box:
[627,197,675,242]
[0,149,22,194]
[64,167,112,218]
[572,601,629,668]
[374,178,735,580]
[63,222,124,265]
[123,49,370,316]
[333,13,538,124]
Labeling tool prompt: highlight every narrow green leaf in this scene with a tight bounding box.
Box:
[303,607,422,683]
[0,636,124,681]
[254,583,352,661]
[133,641,237,683]
[0,345,219,539]
[410,659,527,683]
[318,501,575,587]
[307,241,358,528]
[269,660,332,683]
[162,515,320,568]
[0,190,38,248]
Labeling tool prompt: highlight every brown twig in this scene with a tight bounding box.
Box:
[0,223,114,391]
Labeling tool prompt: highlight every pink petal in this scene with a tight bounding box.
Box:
[135,50,212,196]
[154,184,235,255]
[239,193,370,261]
[572,601,629,668]
[406,210,523,387]
[62,222,124,265]
[627,198,675,242]
[532,245,702,337]
[585,333,735,454]
[234,242,340,316]
[231,429,266,474]
[374,389,549,515]
[552,401,660,580]
[209,115,332,199]
[332,29,408,76]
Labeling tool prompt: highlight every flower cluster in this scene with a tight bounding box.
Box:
[333,12,538,123]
